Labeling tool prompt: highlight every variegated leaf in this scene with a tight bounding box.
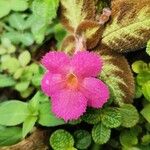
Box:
[101,0,150,52]
[95,45,135,105]
[76,20,103,49]
[60,0,96,32]
[61,35,76,55]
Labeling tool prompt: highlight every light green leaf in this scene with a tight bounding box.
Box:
[15,81,30,92]
[38,102,65,127]
[28,91,43,113]
[8,13,25,30]
[0,1,10,18]
[141,104,150,123]
[50,129,74,150]
[102,0,150,52]
[22,116,37,138]
[92,123,111,145]
[18,50,31,67]
[0,101,29,126]
[101,108,122,128]
[74,130,91,149]
[11,0,28,11]
[0,126,22,146]
[1,56,20,73]
[132,61,148,74]
[13,68,24,79]
[20,32,34,46]
[0,74,16,88]
[137,72,150,86]
[118,104,139,128]
[120,130,138,147]
[31,0,59,43]
[20,87,34,98]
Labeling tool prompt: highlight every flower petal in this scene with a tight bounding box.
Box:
[51,90,87,121]
[41,51,70,74]
[71,51,103,77]
[81,77,109,108]
[41,72,65,96]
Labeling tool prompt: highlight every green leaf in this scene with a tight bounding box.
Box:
[20,87,34,98]
[0,126,22,146]
[146,40,150,56]
[0,0,28,18]
[132,61,148,74]
[50,129,75,150]
[82,109,102,124]
[0,1,10,18]
[102,0,150,52]
[92,123,111,145]
[137,72,150,86]
[142,134,150,145]
[0,101,29,126]
[22,116,37,138]
[120,130,138,147]
[38,102,65,127]
[141,104,150,123]
[135,85,142,99]
[74,130,91,149]
[142,81,150,101]
[28,91,43,114]
[60,0,95,32]
[15,81,30,92]
[11,0,28,11]
[1,56,20,73]
[31,0,59,43]
[118,104,139,128]
[101,108,122,128]
[3,31,34,46]
[20,32,34,46]
[8,13,25,30]
[0,74,16,88]
[18,50,31,67]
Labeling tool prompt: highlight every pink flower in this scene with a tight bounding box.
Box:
[41,51,109,121]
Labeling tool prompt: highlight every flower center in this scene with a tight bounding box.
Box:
[66,73,78,88]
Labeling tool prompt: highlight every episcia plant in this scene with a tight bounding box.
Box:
[0,0,150,149]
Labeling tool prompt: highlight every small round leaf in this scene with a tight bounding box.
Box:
[92,123,111,145]
[50,129,74,150]
[19,50,31,67]
[118,104,139,128]
[101,108,122,128]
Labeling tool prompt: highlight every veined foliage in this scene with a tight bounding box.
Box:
[101,0,150,52]
[95,45,135,105]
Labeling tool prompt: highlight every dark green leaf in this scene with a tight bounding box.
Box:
[0,126,22,146]
[120,130,138,147]
[74,130,91,149]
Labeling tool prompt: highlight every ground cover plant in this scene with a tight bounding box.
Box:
[0,0,150,149]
